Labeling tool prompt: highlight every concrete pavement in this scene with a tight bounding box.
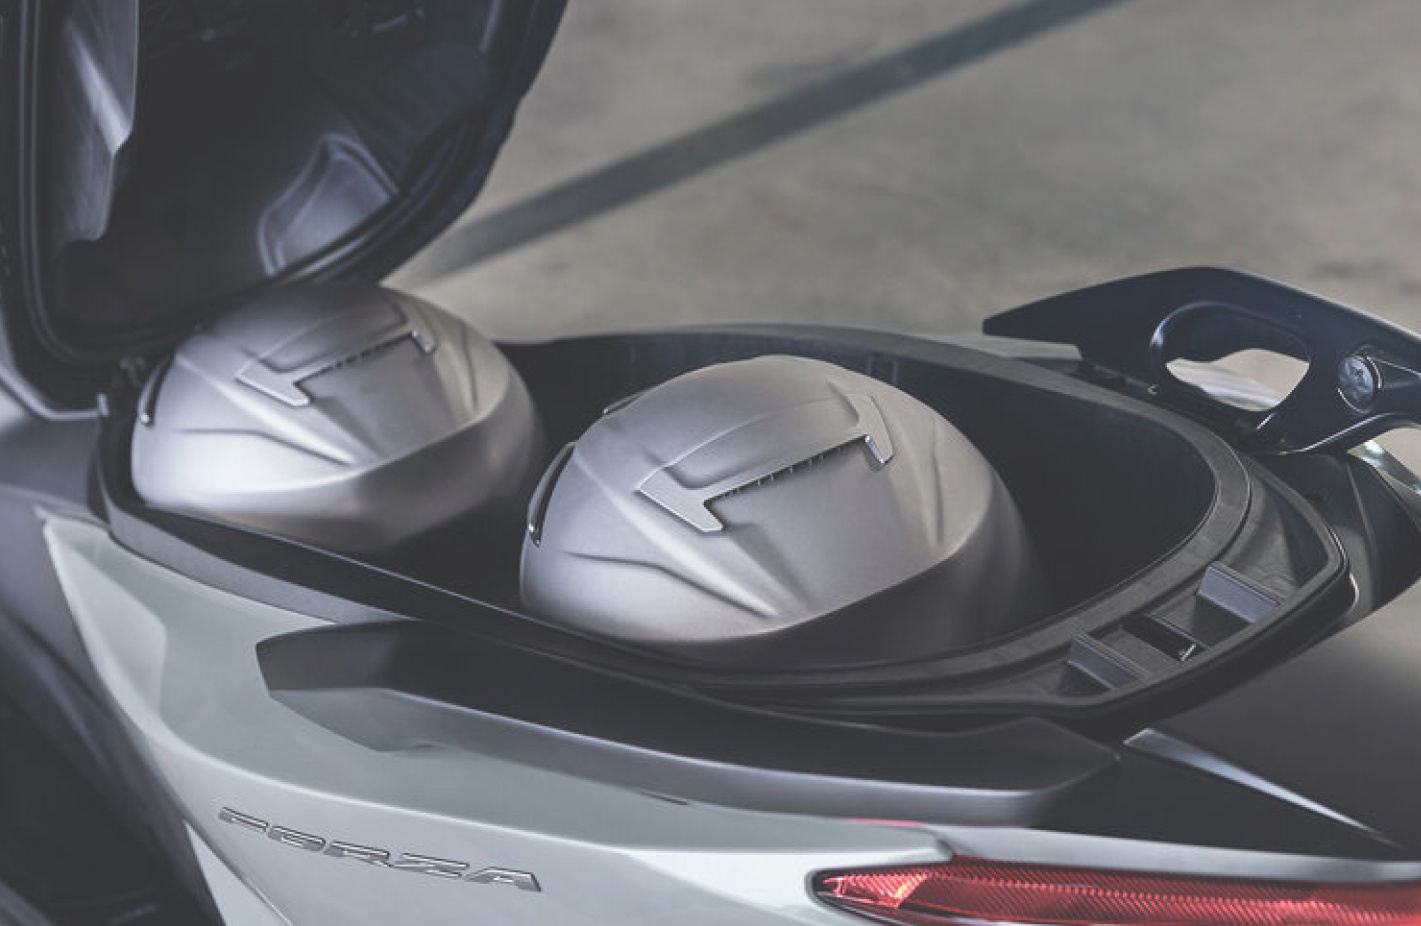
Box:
[392,1,1421,349]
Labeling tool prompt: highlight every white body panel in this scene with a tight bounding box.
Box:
[44,516,942,925]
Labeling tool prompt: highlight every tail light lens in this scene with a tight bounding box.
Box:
[815,857,1421,926]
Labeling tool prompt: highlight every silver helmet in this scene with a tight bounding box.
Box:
[521,355,1044,659]
[131,282,543,556]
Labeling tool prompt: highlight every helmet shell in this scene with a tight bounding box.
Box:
[132,282,543,556]
[521,355,1043,657]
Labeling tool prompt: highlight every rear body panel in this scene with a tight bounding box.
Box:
[41,514,1421,926]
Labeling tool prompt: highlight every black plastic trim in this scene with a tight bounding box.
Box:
[1161,538,1421,853]
[258,620,1117,827]
[985,267,1421,454]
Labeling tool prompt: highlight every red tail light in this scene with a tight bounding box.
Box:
[815,857,1421,926]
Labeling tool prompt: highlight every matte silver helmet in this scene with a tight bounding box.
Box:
[131,282,543,556]
[521,355,1044,659]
